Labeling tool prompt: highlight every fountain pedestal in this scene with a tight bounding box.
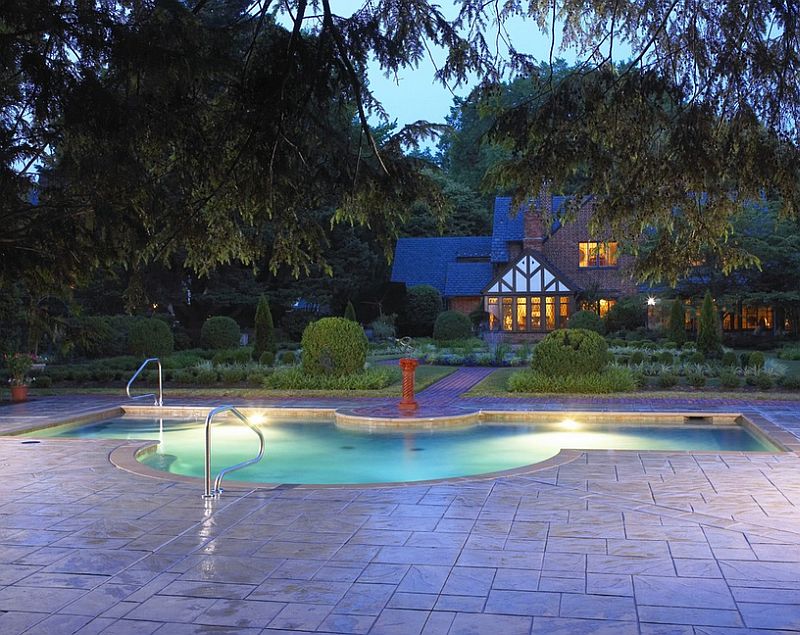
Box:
[398,357,419,412]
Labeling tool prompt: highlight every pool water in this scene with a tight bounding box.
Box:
[27,416,776,484]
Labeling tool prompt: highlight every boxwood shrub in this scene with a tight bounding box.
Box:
[265,367,398,390]
[657,373,679,388]
[278,350,296,365]
[433,311,473,342]
[720,371,741,389]
[201,316,240,349]
[748,351,766,369]
[301,317,368,376]
[507,366,635,394]
[128,318,174,358]
[211,347,252,366]
[721,351,737,367]
[567,310,606,334]
[531,329,608,377]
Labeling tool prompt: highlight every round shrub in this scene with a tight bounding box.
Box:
[201,316,240,349]
[433,311,473,342]
[756,374,774,390]
[278,350,296,365]
[662,341,678,349]
[567,310,606,334]
[720,371,741,389]
[658,351,674,364]
[301,317,368,376]
[721,351,737,367]
[748,351,766,369]
[688,351,705,364]
[630,351,645,365]
[657,373,679,389]
[128,319,174,358]
[682,341,697,351]
[687,373,706,388]
[259,351,275,366]
[531,329,609,377]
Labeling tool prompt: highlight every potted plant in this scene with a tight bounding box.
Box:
[4,353,35,402]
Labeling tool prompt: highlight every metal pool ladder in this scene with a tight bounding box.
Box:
[127,358,163,406]
[203,405,266,499]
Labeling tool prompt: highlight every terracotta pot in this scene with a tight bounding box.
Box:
[10,385,28,403]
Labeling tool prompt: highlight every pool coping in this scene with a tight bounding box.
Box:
[5,401,798,491]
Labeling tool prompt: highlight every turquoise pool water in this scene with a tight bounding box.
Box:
[27,415,776,484]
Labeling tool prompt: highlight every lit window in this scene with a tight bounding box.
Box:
[502,297,513,331]
[516,297,527,331]
[486,297,499,330]
[531,297,542,330]
[578,242,619,268]
[546,297,556,330]
[560,297,570,325]
[598,298,616,318]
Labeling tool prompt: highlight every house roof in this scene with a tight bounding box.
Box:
[391,236,492,295]
[490,196,567,262]
[483,249,582,295]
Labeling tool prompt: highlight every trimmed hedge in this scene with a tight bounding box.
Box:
[567,310,606,334]
[531,329,609,377]
[433,311,473,342]
[508,367,635,394]
[301,317,368,376]
[201,316,240,349]
[128,319,174,358]
[253,296,276,358]
[265,367,398,390]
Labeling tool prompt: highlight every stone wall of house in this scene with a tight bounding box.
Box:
[539,199,638,297]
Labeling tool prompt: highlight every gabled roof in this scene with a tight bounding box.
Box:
[483,250,581,295]
[490,196,568,262]
[391,236,492,295]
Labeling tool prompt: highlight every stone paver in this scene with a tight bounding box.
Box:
[0,393,800,632]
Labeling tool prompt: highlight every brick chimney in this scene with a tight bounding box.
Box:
[523,186,552,251]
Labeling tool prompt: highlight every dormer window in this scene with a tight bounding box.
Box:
[579,241,618,268]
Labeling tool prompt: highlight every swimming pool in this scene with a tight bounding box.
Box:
[25,413,779,484]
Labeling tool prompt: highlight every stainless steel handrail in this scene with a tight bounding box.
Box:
[126,358,163,406]
[203,405,265,498]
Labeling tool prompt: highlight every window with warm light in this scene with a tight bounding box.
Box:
[502,297,513,331]
[598,298,616,318]
[579,241,619,267]
[516,297,527,330]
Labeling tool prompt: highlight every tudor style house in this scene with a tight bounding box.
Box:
[391,193,637,336]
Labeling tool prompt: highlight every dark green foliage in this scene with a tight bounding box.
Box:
[259,351,275,366]
[662,341,678,349]
[657,373,679,389]
[33,374,52,388]
[531,329,609,377]
[778,375,800,390]
[344,301,357,322]
[507,367,635,394]
[265,367,399,390]
[778,347,800,361]
[433,311,473,342]
[748,351,766,369]
[687,373,707,388]
[721,351,738,366]
[281,310,318,342]
[254,296,275,358]
[605,297,646,333]
[658,351,674,364]
[301,317,368,376]
[756,374,774,390]
[696,291,722,358]
[720,371,741,389]
[567,310,606,334]
[402,285,443,336]
[278,351,297,365]
[128,319,174,358]
[689,351,706,364]
[201,317,240,350]
[667,300,687,345]
[211,348,252,366]
[369,315,396,341]
[740,352,751,367]
[630,351,645,365]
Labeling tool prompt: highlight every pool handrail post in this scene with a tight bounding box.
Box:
[202,405,266,499]
[126,358,163,407]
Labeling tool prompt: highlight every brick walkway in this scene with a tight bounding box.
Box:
[416,368,496,401]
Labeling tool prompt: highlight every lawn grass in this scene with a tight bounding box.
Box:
[22,364,457,400]
[466,368,800,400]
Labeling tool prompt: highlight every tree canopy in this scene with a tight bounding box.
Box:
[2,0,799,289]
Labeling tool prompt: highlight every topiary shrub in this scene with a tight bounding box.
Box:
[687,373,706,388]
[721,351,737,367]
[748,351,766,369]
[658,351,674,364]
[696,290,722,358]
[688,351,705,364]
[756,374,774,390]
[402,285,443,336]
[682,341,697,351]
[128,319,174,358]
[531,329,609,377]
[259,351,275,366]
[301,317,368,376]
[278,350,296,365]
[667,299,687,345]
[657,372,679,389]
[720,371,741,389]
[630,351,645,365]
[433,311,473,342]
[567,310,606,334]
[201,316,240,349]
[253,296,276,359]
[344,300,357,322]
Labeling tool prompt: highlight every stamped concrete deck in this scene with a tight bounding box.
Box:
[1,377,800,633]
